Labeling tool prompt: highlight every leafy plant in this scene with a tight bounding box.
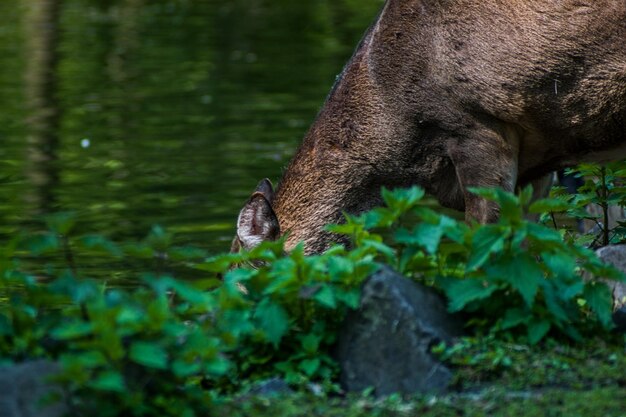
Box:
[0,216,376,415]
[329,186,623,343]
[0,182,624,415]
[536,162,626,247]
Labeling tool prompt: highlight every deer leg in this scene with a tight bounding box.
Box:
[523,173,555,222]
[528,173,554,201]
[448,129,520,223]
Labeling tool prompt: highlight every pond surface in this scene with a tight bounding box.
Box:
[0,0,383,253]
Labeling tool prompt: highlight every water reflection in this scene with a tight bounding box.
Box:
[0,0,383,253]
[24,0,62,215]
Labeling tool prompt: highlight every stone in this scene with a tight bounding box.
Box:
[334,266,462,397]
[247,377,292,396]
[591,245,626,332]
[593,245,626,308]
[0,360,67,417]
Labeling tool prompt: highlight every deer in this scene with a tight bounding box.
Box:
[232,0,626,255]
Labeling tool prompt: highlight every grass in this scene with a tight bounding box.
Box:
[216,336,626,417]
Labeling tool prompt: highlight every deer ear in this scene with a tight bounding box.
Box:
[254,178,275,204]
[236,192,280,250]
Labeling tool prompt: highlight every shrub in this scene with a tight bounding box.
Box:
[329,186,623,343]
[0,183,623,415]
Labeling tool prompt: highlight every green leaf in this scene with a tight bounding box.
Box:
[172,360,202,377]
[117,305,145,326]
[333,289,361,309]
[500,308,530,330]
[360,207,395,229]
[267,257,298,286]
[440,278,498,312]
[468,188,523,222]
[382,186,425,212]
[325,221,362,236]
[527,319,551,344]
[328,256,354,281]
[89,371,126,392]
[541,282,573,324]
[511,227,528,249]
[313,285,337,309]
[529,198,571,214]
[542,252,575,278]
[23,233,60,254]
[168,279,213,305]
[495,188,523,222]
[468,187,498,201]
[205,356,231,376]
[395,222,444,254]
[518,185,534,207]
[129,342,169,370]
[51,322,93,340]
[467,225,505,271]
[50,274,98,303]
[255,299,290,348]
[195,253,244,273]
[353,259,379,283]
[191,278,223,291]
[441,216,468,244]
[359,239,396,264]
[486,254,543,308]
[299,358,321,377]
[583,282,614,328]
[526,223,563,244]
[301,333,321,354]
[61,351,107,369]
[220,309,254,338]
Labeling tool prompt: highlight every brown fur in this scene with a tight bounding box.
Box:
[235,0,626,254]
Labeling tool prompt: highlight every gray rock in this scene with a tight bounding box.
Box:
[0,361,67,417]
[247,377,292,396]
[335,266,462,397]
[593,245,626,331]
[593,245,626,307]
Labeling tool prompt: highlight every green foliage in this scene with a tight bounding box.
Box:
[1,170,625,414]
[535,162,626,246]
[221,330,626,417]
[436,334,626,392]
[0,216,376,415]
[329,185,623,343]
[214,385,626,417]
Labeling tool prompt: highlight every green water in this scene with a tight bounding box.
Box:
[0,0,383,253]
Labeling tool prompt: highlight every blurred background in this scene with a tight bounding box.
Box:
[0,0,384,253]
